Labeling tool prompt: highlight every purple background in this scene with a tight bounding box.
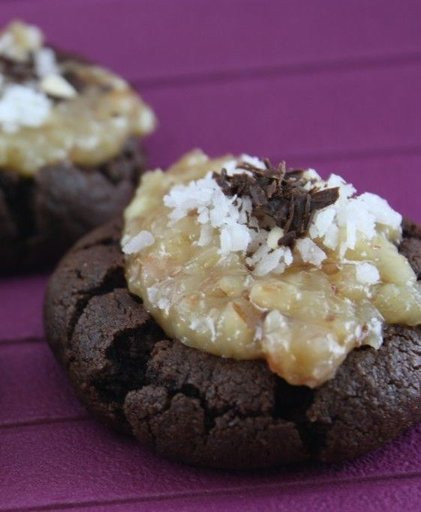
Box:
[1,0,421,510]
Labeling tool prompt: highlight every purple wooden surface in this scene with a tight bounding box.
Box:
[2,422,420,510]
[0,343,85,427]
[64,478,421,512]
[0,1,420,511]
[0,274,47,342]
[142,62,421,169]
[1,0,420,84]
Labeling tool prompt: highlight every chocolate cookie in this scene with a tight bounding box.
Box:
[0,21,155,273]
[0,137,144,272]
[44,218,421,469]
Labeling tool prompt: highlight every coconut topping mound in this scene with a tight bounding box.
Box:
[0,20,156,175]
[162,157,401,277]
[122,151,421,388]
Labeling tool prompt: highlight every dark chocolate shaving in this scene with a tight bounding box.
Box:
[212,160,339,247]
[61,69,87,94]
[0,47,92,99]
[0,52,68,103]
[0,55,37,83]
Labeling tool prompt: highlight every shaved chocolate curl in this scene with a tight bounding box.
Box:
[213,160,339,247]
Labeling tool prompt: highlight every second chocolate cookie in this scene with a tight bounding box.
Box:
[0,21,156,273]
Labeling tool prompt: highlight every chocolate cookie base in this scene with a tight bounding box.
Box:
[44,219,421,469]
[0,137,144,274]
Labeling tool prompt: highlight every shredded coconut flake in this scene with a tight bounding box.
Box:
[246,244,292,277]
[122,230,155,254]
[220,223,251,255]
[326,174,356,199]
[365,317,383,348]
[358,192,402,230]
[355,262,380,285]
[224,154,264,176]
[138,106,157,134]
[239,154,266,169]
[40,74,77,99]
[0,84,51,132]
[198,224,213,247]
[0,21,43,61]
[323,223,339,250]
[255,247,292,276]
[296,238,327,267]
[34,47,58,78]
[303,169,321,181]
[267,226,284,249]
[302,169,322,191]
[309,207,336,240]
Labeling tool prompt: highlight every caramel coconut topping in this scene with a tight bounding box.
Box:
[0,21,156,175]
[122,150,421,388]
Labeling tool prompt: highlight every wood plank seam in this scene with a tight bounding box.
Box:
[0,415,90,430]
[1,471,420,512]
[133,51,421,91]
[268,145,421,166]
